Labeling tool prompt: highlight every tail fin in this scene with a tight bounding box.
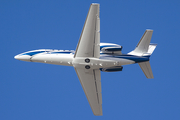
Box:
[128,29,157,79]
[128,29,154,56]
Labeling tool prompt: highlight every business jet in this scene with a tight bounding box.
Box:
[14,3,157,116]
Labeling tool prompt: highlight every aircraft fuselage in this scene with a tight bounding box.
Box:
[15,49,149,71]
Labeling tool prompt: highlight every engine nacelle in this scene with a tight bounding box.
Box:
[100,43,122,55]
[100,66,123,72]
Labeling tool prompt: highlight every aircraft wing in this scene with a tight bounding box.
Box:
[74,68,102,116]
[74,3,100,58]
[73,4,102,116]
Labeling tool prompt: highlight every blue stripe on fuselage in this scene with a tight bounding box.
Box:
[22,51,45,56]
[50,52,73,54]
[100,54,150,63]
[21,51,74,56]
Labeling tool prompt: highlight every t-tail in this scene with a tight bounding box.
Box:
[128,29,157,79]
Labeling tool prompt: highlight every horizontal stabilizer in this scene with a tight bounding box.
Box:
[147,44,157,54]
[138,61,154,79]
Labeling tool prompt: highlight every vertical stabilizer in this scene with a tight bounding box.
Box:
[128,29,153,56]
[138,61,154,79]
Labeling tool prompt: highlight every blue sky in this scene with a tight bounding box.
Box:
[1,0,180,120]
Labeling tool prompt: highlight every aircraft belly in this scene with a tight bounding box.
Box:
[72,57,134,70]
[73,57,114,69]
[31,54,73,66]
[118,58,135,65]
[99,57,135,66]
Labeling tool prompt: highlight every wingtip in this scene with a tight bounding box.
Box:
[146,29,153,31]
[91,3,99,6]
[94,113,103,116]
[150,43,158,46]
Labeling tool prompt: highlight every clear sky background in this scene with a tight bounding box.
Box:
[1,0,180,120]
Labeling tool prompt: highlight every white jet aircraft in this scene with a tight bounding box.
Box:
[14,3,157,116]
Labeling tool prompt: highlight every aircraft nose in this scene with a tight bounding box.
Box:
[14,55,19,60]
[14,55,31,62]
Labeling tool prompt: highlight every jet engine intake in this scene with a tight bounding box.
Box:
[100,66,123,72]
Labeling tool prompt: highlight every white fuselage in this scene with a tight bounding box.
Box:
[14,49,150,71]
